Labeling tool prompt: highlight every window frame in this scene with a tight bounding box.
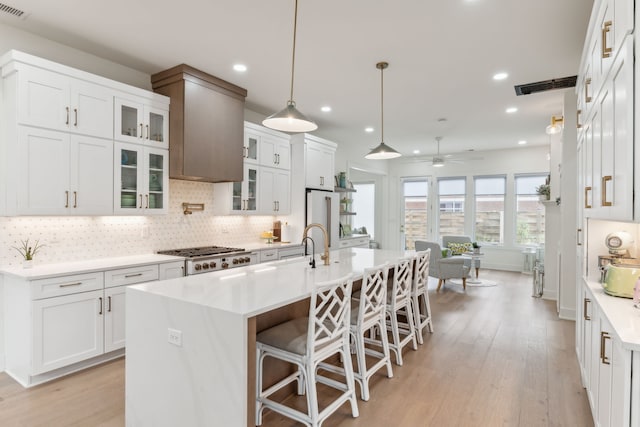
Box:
[473,174,507,245]
[437,176,467,238]
[513,173,548,247]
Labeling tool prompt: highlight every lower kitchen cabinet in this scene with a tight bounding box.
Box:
[2,256,179,387]
[578,279,638,426]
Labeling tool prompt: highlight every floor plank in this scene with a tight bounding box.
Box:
[0,270,592,426]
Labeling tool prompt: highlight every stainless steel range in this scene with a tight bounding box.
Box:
[157,246,258,275]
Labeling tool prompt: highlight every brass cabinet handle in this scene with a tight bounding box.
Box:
[276,200,279,211]
[139,194,143,208]
[145,124,149,140]
[274,154,277,165]
[73,191,77,208]
[98,297,103,315]
[276,153,280,164]
[576,109,582,129]
[602,176,612,206]
[584,186,592,209]
[107,296,112,312]
[585,78,592,103]
[600,331,611,364]
[59,282,82,288]
[65,106,69,125]
[125,273,143,278]
[320,176,324,186]
[74,108,78,126]
[583,298,591,320]
[139,123,143,139]
[577,228,582,246]
[145,194,149,209]
[602,20,612,58]
[65,190,69,208]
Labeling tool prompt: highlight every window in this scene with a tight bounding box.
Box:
[402,178,428,250]
[352,182,375,239]
[474,176,505,244]
[515,175,546,245]
[438,177,465,237]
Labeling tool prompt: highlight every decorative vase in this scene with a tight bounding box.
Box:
[23,259,33,269]
[539,195,549,202]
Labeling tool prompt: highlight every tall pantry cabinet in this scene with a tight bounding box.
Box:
[574,0,640,426]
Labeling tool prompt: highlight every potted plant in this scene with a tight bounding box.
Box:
[472,241,481,254]
[12,238,45,268]
[536,184,551,201]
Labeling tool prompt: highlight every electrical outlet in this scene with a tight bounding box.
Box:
[141,225,150,238]
[167,328,182,346]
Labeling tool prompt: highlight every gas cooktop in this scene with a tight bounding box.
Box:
[157,246,246,258]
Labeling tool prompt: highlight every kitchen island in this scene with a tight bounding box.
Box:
[125,247,412,427]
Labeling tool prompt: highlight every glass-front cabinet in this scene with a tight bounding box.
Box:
[115,142,168,214]
[243,131,259,164]
[231,164,258,213]
[114,97,169,149]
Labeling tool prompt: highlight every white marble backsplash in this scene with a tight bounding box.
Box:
[0,180,286,267]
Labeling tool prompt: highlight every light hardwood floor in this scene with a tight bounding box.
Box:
[0,270,592,426]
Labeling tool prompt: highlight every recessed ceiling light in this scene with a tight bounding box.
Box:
[233,64,247,72]
[365,127,374,133]
[321,106,331,112]
[518,140,527,145]
[493,72,508,80]
[413,149,420,154]
[506,107,518,113]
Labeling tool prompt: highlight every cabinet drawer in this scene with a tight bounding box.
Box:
[259,249,278,263]
[354,238,369,248]
[104,265,159,288]
[31,272,104,300]
[339,240,352,248]
[278,246,304,259]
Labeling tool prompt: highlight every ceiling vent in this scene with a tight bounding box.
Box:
[514,75,577,96]
[0,2,27,19]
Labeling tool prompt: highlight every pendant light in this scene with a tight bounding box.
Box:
[365,62,401,160]
[263,0,317,133]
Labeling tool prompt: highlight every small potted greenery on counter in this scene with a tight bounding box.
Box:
[13,238,45,268]
[472,241,481,254]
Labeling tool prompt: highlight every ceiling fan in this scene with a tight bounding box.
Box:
[411,136,483,167]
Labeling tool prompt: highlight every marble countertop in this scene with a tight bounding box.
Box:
[585,278,640,351]
[0,254,184,280]
[129,247,412,318]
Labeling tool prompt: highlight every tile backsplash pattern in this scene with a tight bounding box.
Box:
[0,180,283,266]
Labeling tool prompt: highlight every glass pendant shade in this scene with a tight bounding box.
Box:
[365,142,401,160]
[545,115,564,135]
[263,101,317,133]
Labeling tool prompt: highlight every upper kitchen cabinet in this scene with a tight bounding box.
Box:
[244,121,291,170]
[13,64,113,139]
[114,96,168,149]
[114,142,168,215]
[151,65,247,183]
[290,134,336,191]
[0,50,170,216]
[16,127,113,215]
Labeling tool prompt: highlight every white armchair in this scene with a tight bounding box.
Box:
[415,241,470,291]
[442,235,481,277]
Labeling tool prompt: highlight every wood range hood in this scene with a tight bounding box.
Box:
[151,64,247,183]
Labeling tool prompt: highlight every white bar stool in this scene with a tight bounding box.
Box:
[386,257,418,366]
[255,273,359,427]
[411,249,434,344]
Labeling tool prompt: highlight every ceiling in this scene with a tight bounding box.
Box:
[0,0,592,159]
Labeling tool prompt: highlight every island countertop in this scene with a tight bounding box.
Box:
[129,247,413,318]
[125,247,414,427]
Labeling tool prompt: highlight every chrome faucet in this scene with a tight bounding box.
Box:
[302,223,330,266]
[301,236,316,268]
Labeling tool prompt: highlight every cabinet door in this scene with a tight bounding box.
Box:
[17,67,71,131]
[583,117,594,216]
[274,169,290,214]
[70,135,113,215]
[588,298,600,412]
[261,136,290,170]
[114,97,144,143]
[243,131,260,164]
[599,37,633,221]
[159,261,185,279]
[597,316,613,426]
[32,289,104,375]
[17,127,70,215]
[71,80,114,139]
[581,288,593,389]
[243,164,259,213]
[259,167,276,214]
[115,142,144,214]
[275,139,291,170]
[144,147,168,214]
[609,332,629,427]
[104,286,126,353]
[144,106,169,149]
[306,142,329,190]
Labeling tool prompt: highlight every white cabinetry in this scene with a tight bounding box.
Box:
[290,134,336,191]
[159,261,185,279]
[17,127,113,215]
[338,235,370,249]
[2,257,179,387]
[0,50,170,217]
[114,142,168,214]
[16,65,113,139]
[114,96,168,149]
[214,122,291,215]
[257,245,305,263]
